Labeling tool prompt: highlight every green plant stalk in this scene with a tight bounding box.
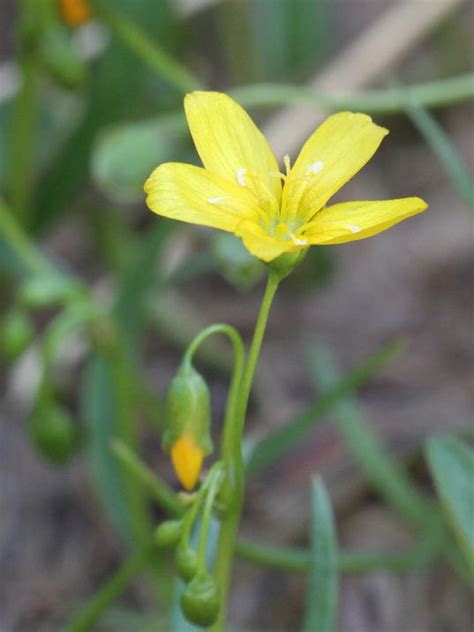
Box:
[0,198,50,275]
[65,545,155,632]
[211,272,280,632]
[111,439,183,516]
[232,73,474,113]
[88,0,201,93]
[406,102,474,209]
[6,0,39,225]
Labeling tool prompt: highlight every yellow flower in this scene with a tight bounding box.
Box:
[145,92,427,263]
[59,0,92,26]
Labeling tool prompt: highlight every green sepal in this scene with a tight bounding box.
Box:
[162,360,213,456]
[266,247,308,280]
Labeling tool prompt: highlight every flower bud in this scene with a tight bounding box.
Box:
[175,544,199,583]
[1,310,34,361]
[180,573,220,627]
[29,401,77,465]
[163,361,213,491]
[154,520,183,549]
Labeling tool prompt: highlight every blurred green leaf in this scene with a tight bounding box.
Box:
[406,102,474,210]
[246,340,402,477]
[307,344,429,527]
[81,355,132,542]
[92,116,183,203]
[426,437,474,566]
[33,0,174,233]
[303,477,338,632]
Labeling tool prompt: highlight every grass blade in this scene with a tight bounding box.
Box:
[426,437,474,567]
[406,102,474,210]
[246,340,402,477]
[303,477,338,632]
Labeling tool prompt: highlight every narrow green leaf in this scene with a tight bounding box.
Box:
[246,340,402,476]
[426,437,474,566]
[81,354,132,542]
[307,345,429,527]
[303,477,338,632]
[406,103,474,210]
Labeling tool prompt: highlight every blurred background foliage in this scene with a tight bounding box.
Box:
[0,0,473,630]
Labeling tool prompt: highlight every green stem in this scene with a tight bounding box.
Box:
[183,323,245,508]
[88,0,201,93]
[6,1,39,225]
[197,465,224,572]
[231,73,474,113]
[235,525,442,574]
[111,439,183,516]
[65,545,154,632]
[211,272,280,632]
[0,197,49,275]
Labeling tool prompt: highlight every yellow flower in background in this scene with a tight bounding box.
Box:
[59,0,92,26]
[145,92,427,263]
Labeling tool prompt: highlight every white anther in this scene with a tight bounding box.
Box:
[207,196,227,204]
[305,160,324,176]
[236,168,247,186]
[283,154,291,176]
[346,223,362,233]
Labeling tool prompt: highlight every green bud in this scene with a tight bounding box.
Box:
[212,233,264,290]
[154,520,183,549]
[19,274,83,309]
[175,545,199,583]
[180,573,220,627]
[29,402,77,465]
[1,310,34,361]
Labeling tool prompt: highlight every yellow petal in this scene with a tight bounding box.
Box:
[283,112,388,222]
[171,434,203,491]
[303,197,428,245]
[235,220,299,262]
[145,162,259,232]
[184,91,281,201]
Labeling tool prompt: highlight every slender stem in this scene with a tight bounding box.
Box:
[183,323,245,507]
[6,0,39,225]
[65,545,154,632]
[111,439,184,516]
[88,0,201,93]
[0,197,50,275]
[231,73,474,113]
[197,465,224,572]
[211,272,280,632]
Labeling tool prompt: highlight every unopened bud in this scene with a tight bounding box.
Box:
[163,361,213,491]
[180,572,220,627]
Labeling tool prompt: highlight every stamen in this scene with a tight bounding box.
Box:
[284,154,291,177]
[305,160,324,176]
[290,235,308,246]
[236,168,247,186]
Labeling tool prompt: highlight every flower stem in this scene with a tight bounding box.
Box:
[88,0,202,93]
[211,271,280,632]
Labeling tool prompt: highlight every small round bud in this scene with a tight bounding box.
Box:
[154,520,183,549]
[29,402,77,465]
[1,310,34,361]
[180,573,220,627]
[175,545,198,583]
